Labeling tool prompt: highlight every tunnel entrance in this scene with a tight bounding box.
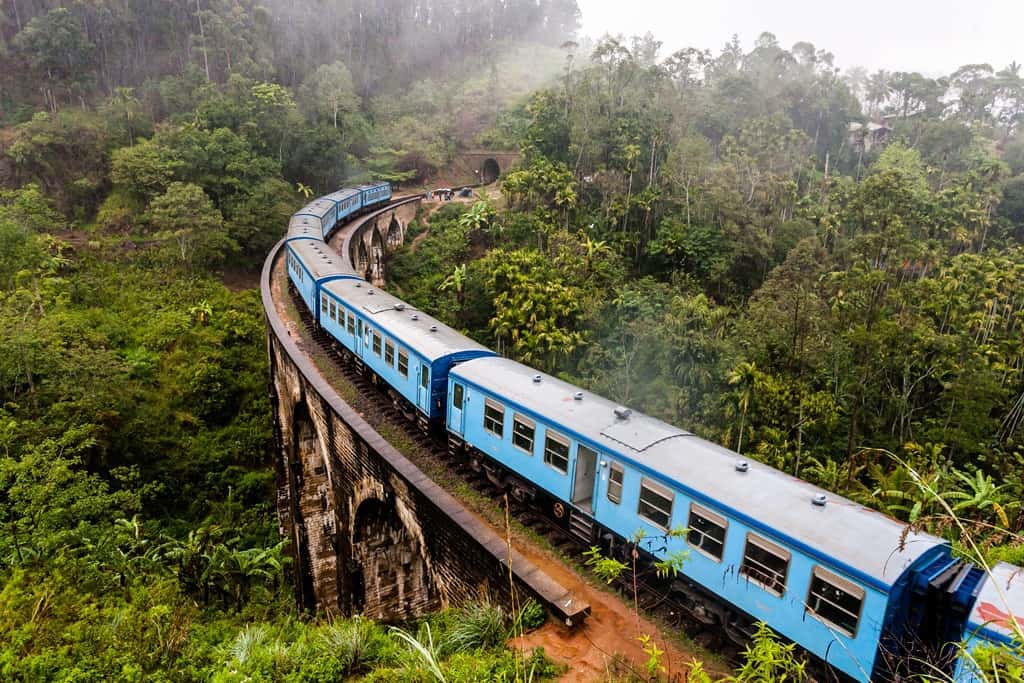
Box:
[481,158,500,184]
[351,495,436,620]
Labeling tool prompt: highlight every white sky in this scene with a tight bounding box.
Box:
[576,0,1023,75]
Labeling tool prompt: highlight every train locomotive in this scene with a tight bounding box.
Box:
[282,182,1024,682]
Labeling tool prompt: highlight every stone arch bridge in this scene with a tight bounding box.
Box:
[344,201,418,286]
[263,200,588,624]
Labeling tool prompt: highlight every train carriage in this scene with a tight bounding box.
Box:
[955,562,1024,681]
[447,356,976,682]
[320,278,493,426]
[285,238,357,320]
[278,180,1024,682]
[357,182,392,209]
[287,214,323,242]
[294,197,341,238]
[324,188,362,230]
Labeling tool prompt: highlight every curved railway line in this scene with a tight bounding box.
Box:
[264,190,1024,683]
[264,195,732,680]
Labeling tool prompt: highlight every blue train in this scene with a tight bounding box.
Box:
[283,183,1024,682]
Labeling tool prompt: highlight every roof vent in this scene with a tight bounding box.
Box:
[613,406,632,420]
[355,282,362,287]
[395,303,405,310]
[532,374,543,383]
[430,325,438,332]
[735,460,750,473]
[812,493,828,507]
[411,314,419,321]
[367,289,374,295]
[573,391,584,401]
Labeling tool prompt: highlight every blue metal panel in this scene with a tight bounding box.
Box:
[326,294,428,414]
[285,242,318,315]
[336,193,362,223]
[447,368,928,682]
[452,382,576,508]
[591,457,893,681]
[954,562,1024,680]
[358,182,392,208]
[449,379,466,433]
[954,629,1020,682]
[447,367,921,595]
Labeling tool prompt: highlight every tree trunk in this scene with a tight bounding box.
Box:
[196,0,211,81]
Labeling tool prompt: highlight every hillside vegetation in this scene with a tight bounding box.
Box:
[390,33,1024,570]
[0,0,1022,677]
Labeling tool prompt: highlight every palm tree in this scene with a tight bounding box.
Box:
[111,87,140,146]
[865,70,892,117]
[582,235,610,274]
[458,201,496,235]
[438,264,467,307]
[942,469,1015,527]
[726,361,759,454]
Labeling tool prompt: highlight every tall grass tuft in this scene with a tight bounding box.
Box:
[226,624,268,666]
[390,623,447,683]
[443,601,509,654]
[322,616,381,674]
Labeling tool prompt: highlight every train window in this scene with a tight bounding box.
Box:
[398,350,409,378]
[512,415,535,454]
[329,301,337,321]
[806,566,864,637]
[483,399,504,437]
[420,365,429,389]
[372,332,382,356]
[638,479,674,530]
[384,340,395,365]
[740,534,790,597]
[687,504,727,561]
[543,431,570,474]
[321,294,328,314]
[452,383,464,408]
[346,312,355,335]
[607,463,623,504]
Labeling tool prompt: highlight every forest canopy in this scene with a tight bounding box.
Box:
[0,0,1022,677]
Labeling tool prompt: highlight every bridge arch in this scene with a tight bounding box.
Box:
[386,215,403,247]
[288,399,331,611]
[355,240,369,279]
[369,227,385,284]
[349,484,439,619]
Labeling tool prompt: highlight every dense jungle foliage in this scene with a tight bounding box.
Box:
[389,34,1024,568]
[0,0,1022,677]
[0,0,581,680]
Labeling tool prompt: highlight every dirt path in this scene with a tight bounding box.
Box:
[269,234,726,682]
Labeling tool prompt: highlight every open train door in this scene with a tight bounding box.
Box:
[572,445,598,513]
[448,382,465,433]
[416,364,430,414]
